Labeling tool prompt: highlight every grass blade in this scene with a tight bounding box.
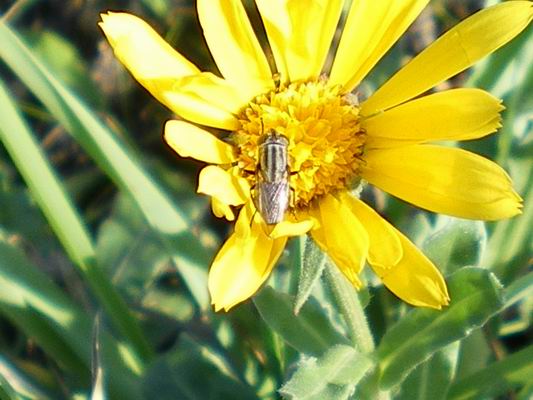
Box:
[448,345,533,400]
[0,357,42,400]
[0,240,143,398]
[0,241,91,375]
[503,271,533,309]
[0,20,209,309]
[0,77,150,360]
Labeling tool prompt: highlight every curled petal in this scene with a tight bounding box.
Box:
[269,217,317,239]
[208,206,287,311]
[164,120,236,164]
[198,166,250,207]
[362,1,533,115]
[361,144,523,220]
[363,89,503,148]
[211,198,235,221]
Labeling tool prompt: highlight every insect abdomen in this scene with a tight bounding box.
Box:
[259,137,288,181]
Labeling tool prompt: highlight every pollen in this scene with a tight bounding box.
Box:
[233,80,366,208]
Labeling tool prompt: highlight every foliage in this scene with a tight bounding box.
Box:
[0,1,531,399]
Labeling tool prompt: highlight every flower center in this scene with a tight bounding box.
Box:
[233,79,365,209]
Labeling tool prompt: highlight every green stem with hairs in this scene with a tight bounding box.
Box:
[324,262,390,400]
[324,262,374,353]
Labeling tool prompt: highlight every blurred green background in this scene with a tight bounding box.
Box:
[0,0,531,399]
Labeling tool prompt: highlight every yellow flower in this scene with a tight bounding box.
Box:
[99,1,529,312]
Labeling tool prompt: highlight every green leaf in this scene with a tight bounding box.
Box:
[324,263,374,353]
[96,193,193,323]
[350,369,390,400]
[484,161,533,281]
[0,20,209,310]
[24,30,99,104]
[92,315,144,400]
[0,241,90,375]
[91,316,106,400]
[0,348,65,400]
[211,303,287,389]
[518,383,533,400]
[0,76,150,360]
[279,345,373,400]
[254,286,349,355]
[422,217,486,274]
[448,345,533,400]
[0,383,20,400]
[0,183,57,253]
[396,342,460,400]
[0,76,94,275]
[0,371,24,400]
[503,271,533,309]
[294,237,327,314]
[142,335,257,400]
[0,241,143,399]
[377,267,504,389]
[454,330,491,381]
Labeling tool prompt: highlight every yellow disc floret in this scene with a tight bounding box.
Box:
[234,79,365,208]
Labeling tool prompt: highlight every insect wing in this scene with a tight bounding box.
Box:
[257,179,290,225]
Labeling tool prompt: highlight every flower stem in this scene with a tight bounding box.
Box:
[324,263,391,400]
[324,262,374,353]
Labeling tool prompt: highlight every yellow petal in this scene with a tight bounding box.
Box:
[329,0,429,91]
[340,193,402,269]
[269,217,316,239]
[99,12,241,130]
[256,0,344,82]
[361,145,523,220]
[211,198,235,221]
[164,120,236,164]
[362,2,533,115]
[234,200,255,238]
[208,206,287,311]
[198,166,250,206]
[166,72,261,115]
[363,89,504,149]
[345,195,448,308]
[161,90,239,131]
[159,72,251,128]
[197,0,273,93]
[309,194,369,288]
[370,229,449,309]
[99,12,199,82]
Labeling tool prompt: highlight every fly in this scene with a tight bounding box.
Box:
[256,130,290,225]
